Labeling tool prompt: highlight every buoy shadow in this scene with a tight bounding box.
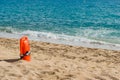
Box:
[0,58,20,63]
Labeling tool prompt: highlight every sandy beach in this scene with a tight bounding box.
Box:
[0,37,120,80]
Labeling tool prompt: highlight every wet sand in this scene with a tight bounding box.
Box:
[0,37,120,80]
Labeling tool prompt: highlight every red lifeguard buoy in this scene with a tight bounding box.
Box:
[20,36,31,61]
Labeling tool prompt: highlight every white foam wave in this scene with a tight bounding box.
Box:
[0,27,18,33]
[0,29,120,50]
[20,30,96,42]
[19,30,120,50]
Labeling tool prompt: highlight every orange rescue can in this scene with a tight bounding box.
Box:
[20,36,31,61]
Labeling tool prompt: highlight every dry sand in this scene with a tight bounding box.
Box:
[0,37,120,80]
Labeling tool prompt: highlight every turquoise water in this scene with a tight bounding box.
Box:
[0,0,120,45]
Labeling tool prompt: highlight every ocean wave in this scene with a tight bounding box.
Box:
[20,30,94,42]
[0,27,14,33]
[0,28,120,50]
[19,30,120,47]
[0,27,120,44]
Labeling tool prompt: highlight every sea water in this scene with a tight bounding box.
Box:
[0,0,120,50]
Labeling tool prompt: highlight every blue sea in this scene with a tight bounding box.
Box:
[0,0,120,50]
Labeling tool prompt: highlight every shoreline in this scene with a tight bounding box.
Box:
[0,32,120,51]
